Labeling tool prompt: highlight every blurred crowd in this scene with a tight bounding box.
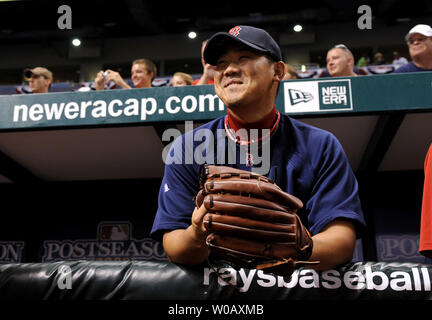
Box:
[7,23,432,95]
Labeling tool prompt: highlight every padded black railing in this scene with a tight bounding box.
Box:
[0,260,431,300]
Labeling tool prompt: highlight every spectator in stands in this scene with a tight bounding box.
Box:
[94,58,157,90]
[23,67,53,94]
[171,72,193,86]
[394,24,432,73]
[372,52,386,65]
[356,53,370,67]
[326,44,357,77]
[192,40,215,85]
[392,51,408,68]
[282,64,299,80]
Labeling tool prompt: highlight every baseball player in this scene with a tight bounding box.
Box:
[151,25,366,272]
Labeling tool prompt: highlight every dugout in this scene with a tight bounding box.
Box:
[0,72,431,299]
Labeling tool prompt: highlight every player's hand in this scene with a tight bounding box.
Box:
[190,204,209,243]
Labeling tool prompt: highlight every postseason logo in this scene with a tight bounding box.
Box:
[377,234,425,263]
[284,79,353,114]
[0,241,24,263]
[42,221,167,262]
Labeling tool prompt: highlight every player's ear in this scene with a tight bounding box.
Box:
[273,61,286,82]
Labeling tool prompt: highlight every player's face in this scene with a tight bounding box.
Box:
[213,43,277,110]
[326,48,351,77]
[131,63,153,88]
[407,34,432,60]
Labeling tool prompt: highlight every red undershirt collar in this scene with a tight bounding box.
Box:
[224,106,280,146]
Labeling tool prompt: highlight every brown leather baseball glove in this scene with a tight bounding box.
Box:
[195,165,317,277]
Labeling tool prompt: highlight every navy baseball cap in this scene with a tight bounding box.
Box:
[204,25,282,66]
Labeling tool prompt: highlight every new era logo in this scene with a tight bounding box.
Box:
[318,81,352,110]
[284,79,353,114]
[288,89,314,105]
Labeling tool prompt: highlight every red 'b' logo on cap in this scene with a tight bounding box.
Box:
[229,26,241,37]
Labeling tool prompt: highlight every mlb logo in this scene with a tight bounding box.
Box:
[99,222,131,241]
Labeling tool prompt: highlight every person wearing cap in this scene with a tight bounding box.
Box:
[151,25,365,271]
[326,44,357,77]
[24,67,53,94]
[394,24,432,73]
